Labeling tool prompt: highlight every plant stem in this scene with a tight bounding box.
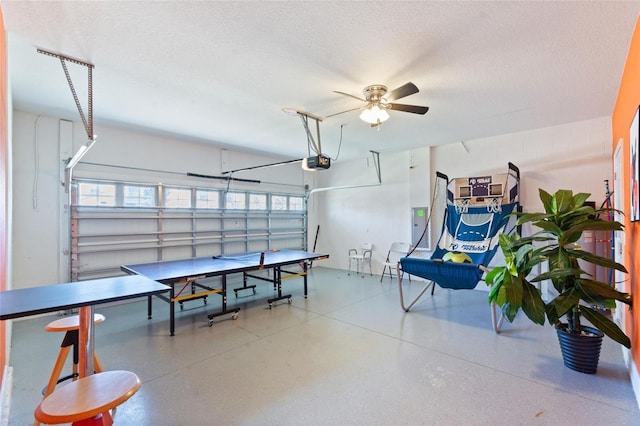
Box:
[567,307,581,334]
[567,309,574,332]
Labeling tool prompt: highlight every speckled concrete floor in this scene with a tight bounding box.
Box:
[6,267,639,425]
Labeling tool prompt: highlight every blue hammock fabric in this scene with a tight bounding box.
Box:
[400,258,483,289]
[400,201,518,290]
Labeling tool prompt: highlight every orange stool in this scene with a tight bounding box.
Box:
[34,370,141,425]
[43,314,105,397]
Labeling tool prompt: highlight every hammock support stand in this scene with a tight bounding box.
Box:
[398,163,519,333]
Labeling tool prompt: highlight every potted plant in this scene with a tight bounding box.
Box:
[485,188,632,373]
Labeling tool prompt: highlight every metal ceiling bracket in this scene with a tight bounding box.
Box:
[38,48,96,192]
[37,48,95,141]
[295,110,323,156]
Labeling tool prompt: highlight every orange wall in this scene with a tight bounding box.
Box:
[612,14,640,372]
[0,4,7,384]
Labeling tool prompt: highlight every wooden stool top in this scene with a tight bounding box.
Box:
[45,313,106,332]
[34,370,140,424]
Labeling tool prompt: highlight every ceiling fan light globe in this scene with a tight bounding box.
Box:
[360,105,389,124]
[360,108,374,124]
[378,108,390,122]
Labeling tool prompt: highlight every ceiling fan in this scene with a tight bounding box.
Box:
[327,82,429,125]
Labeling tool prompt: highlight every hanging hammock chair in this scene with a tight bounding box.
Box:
[398,163,520,333]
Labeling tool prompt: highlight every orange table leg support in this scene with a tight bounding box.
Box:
[78,306,91,378]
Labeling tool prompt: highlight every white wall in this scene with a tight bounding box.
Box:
[11,110,308,290]
[313,116,613,276]
[70,122,309,194]
[431,116,613,214]
[12,113,62,288]
[11,110,614,287]
[308,150,417,272]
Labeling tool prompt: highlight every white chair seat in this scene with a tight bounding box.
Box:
[380,242,412,282]
[348,242,373,277]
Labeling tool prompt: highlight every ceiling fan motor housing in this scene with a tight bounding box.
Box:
[363,85,388,103]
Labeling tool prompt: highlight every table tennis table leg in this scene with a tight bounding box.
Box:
[233,273,257,297]
[267,267,292,309]
[303,261,308,298]
[207,274,240,326]
[147,295,153,319]
[170,285,175,336]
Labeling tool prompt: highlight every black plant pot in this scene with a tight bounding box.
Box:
[555,324,604,374]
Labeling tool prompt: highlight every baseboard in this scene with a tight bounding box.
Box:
[621,345,640,410]
[0,365,13,426]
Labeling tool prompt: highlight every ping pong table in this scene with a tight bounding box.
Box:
[121,249,328,335]
[0,276,170,376]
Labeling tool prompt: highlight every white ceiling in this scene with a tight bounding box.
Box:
[3,1,640,162]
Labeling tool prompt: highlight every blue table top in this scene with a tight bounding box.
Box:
[0,275,170,320]
[121,250,328,283]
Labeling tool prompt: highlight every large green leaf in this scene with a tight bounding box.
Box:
[521,281,546,325]
[570,192,591,209]
[486,269,507,305]
[553,249,573,270]
[484,266,504,286]
[566,206,593,218]
[512,230,555,243]
[580,305,631,348]
[495,284,508,306]
[593,206,624,220]
[563,221,624,244]
[545,302,560,325]
[532,267,581,282]
[578,279,632,305]
[514,244,535,272]
[554,189,575,214]
[501,302,519,323]
[498,231,516,246]
[539,189,553,213]
[517,214,554,228]
[487,278,503,304]
[550,290,580,318]
[505,274,524,306]
[569,249,627,272]
[533,221,562,236]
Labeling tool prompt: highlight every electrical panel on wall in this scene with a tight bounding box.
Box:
[411,207,430,251]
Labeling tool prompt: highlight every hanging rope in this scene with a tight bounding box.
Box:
[407,174,445,257]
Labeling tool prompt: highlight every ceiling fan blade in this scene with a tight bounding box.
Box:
[325,106,363,118]
[333,90,366,102]
[389,103,429,115]
[385,82,419,102]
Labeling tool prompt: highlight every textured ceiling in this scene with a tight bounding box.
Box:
[3,1,640,162]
